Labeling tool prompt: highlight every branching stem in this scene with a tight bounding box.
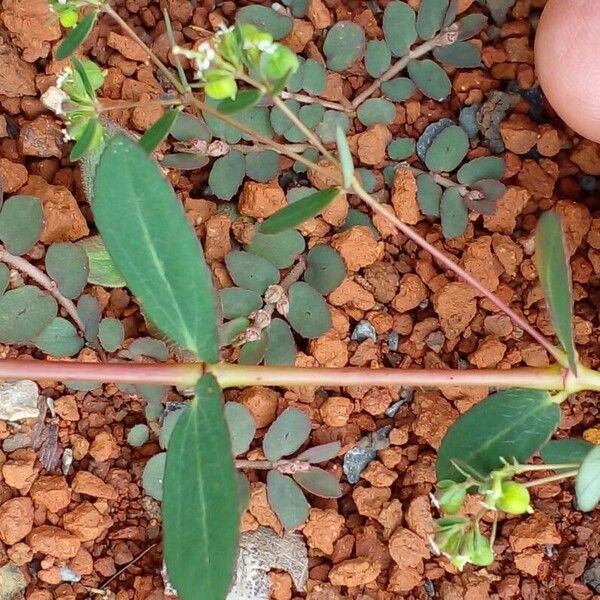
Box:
[523,471,578,488]
[0,246,85,332]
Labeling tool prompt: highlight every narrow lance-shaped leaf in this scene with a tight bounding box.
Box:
[163,374,239,600]
[70,119,102,162]
[72,56,96,100]
[260,189,340,234]
[534,212,577,373]
[218,89,262,114]
[93,134,219,361]
[139,109,180,154]
[437,389,561,482]
[56,10,98,60]
[336,126,354,190]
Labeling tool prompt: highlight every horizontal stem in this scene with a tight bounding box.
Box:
[524,471,578,487]
[209,363,564,390]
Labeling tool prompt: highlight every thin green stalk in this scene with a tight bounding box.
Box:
[523,471,578,488]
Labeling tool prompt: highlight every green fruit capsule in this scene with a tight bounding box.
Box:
[59,9,79,28]
[469,530,494,567]
[204,75,237,100]
[496,481,532,515]
[263,46,300,80]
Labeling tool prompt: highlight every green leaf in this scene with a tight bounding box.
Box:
[437,389,561,482]
[388,138,415,160]
[266,471,309,529]
[160,409,184,451]
[93,134,219,362]
[0,264,9,296]
[225,251,280,294]
[77,294,100,343]
[433,42,481,68]
[45,243,89,299]
[440,187,468,239]
[0,286,57,343]
[535,212,577,373]
[246,229,305,269]
[576,446,600,511]
[356,98,396,127]
[457,156,505,184]
[77,236,126,287]
[238,330,269,365]
[365,40,391,78]
[139,110,180,154]
[0,195,42,256]
[287,282,332,338]
[209,150,245,201]
[170,113,212,142]
[356,168,377,193]
[425,125,469,172]
[541,439,593,466]
[407,59,452,101]
[457,13,488,41]
[336,126,354,190]
[323,21,366,71]
[128,424,150,447]
[163,374,238,600]
[98,318,124,352]
[224,401,256,456]
[220,288,262,320]
[260,189,340,234]
[381,77,416,101]
[162,153,210,171]
[302,59,326,94]
[340,209,379,238]
[219,317,249,348]
[56,10,97,60]
[70,119,102,161]
[416,173,442,217]
[315,111,350,144]
[304,245,345,295]
[296,441,341,463]
[383,2,417,56]
[469,179,506,212]
[128,337,169,361]
[417,0,449,39]
[235,472,251,515]
[33,317,84,357]
[263,407,311,461]
[245,150,280,183]
[293,467,342,498]
[142,452,166,500]
[203,98,242,143]
[71,56,95,99]
[218,90,262,114]
[264,318,296,366]
[236,5,292,39]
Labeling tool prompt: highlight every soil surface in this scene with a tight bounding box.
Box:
[0,0,600,599]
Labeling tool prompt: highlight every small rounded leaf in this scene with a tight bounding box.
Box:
[220,288,263,320]
[287,282,332,338]
[296,441,341,463]
[77,294,101,344]
[209,150,245,201]
[407,59,452,101]
[384,1,417,56]
[45,243,89,299]
[98,318,124,352]
[417,0,449,39]
[416,173,442,217]
[263,406,311,461]
[267,471,309,529]
[245,150,280,183]
[128,337,169,361]
[142,452,166,500]
[433,42,482,68]
[33,317,84,357]
[576,445,600,512]
[264,319,296,366]
[304,245,346,295]
[162,153,210,171]
[127,424,150,447]
[381,77,416,101]
[224,402,256,456]
[220,317,250,347]
[440,187,469,239]
[0,286,57,343]
[365,40,391,78]
[0,195,43,256]
[457,156,505,184]
[388,138,415,160]
[540,439,593,466]
[356,98,396,127]
[77,236,126,288]
[238,330,269,366]
[236,5,293,39]
[170,112,212,142]
[225,251,280,294]
[293,467,343,498]
[323,21,366,71]
[245,229,305,269]
[425,125,469,172]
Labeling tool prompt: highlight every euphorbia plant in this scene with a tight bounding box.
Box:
[3,1,594,598]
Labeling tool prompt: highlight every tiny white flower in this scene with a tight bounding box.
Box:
[55,69,70,89]
[215,24,234,38]
[61,127,73,142]
[257,39,277,54]
[58,0,68,4]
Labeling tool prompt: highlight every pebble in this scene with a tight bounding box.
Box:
[351,320,376,342]
[0,380,39,421]
[30,475,71,512]
[62,502,113,542]
[238,181,286,219]
[329,557,380,587]
[28,525,81,560]
[239,387,279,428]
[89,431,119,462]
[343,425,391,484]
[303,508,344,555]
[330,226,384,271]
[71,471,118,500]
[416,119,454,162]
[0,158,28,193]
[582,559,600,593]
[0,497,34,545]
[18,115,63,158]
[459,104,481,139]
[387,331,399,351]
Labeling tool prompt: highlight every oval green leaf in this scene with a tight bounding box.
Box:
[246,229,305,269]
[224,401,256,456]
[77,294,100,343]
[304,245,345,295]
[170,113,212,142]
[208,150,245,201]
[534,212,577,373]
[225,251,280,294]
[142,452,166,500]
[0,195,43,256]
[45,242,89,299]
[356,98,396,127]
[296,441,341,463]
[540,439,593,466]
[163,374,239,600]
[440,187,468,239]
[263,406,311,461]
[264,318,296,366]
[0,286,57,343]
[93,135,219,362]
[416,173,442,217]
[260,189,340,234]
[383,1,417,56]
[381,77,416,101]
[433,42,482,68]
[323,21,366,71]
[77,236,126,288]
[236,6,292,39]
[437,389,561,482]
[417,0,449,39]
[293,467,342,498]
[245,150,280,183]
[220,287,262,320]
[218,90,262,114]
[267,471,309,529]
[407,59,452,101]
[365,40,391,78]
[576,446,600,512]
[34,317,84,357]
[425,125,469,172]
[98,317,124,352]
[287,282,332,339]
[457,156,505,184]
[238,330,269,365]
[162,153,210,171]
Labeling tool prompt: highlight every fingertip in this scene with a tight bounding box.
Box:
[535,0,600,142]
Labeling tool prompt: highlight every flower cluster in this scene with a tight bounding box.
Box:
[173,23,299,100]
[49,0,80,27]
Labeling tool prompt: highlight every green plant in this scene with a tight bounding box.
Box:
[5,1,595,599]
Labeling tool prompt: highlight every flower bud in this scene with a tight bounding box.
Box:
[435,480,467,514]
[264,284,285,304]
[263,46,300,80]
[496,481,532,515]
[469,529,494,567]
